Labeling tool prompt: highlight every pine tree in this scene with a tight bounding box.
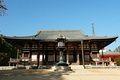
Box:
[0,38,17,66]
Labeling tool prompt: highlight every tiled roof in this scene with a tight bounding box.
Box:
[99,51,120,55]
[1,30,118,41]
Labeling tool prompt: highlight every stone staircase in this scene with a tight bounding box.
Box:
[70,65,84,69]
[0,66,16,70]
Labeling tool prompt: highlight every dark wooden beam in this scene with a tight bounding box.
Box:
[81,40,85,68]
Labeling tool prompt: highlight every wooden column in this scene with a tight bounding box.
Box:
[89,41,92,61]
[81,40,85,68]
[45,47,48,65]
[22,50,24,58]
[16,49,19,67]
[54,52,57,64]
[17,49,19,59]
[29,43,32,65]
[55,50,57,62]
[64,51,67,62]
[30,43,32,58]
[97,42,99,58]
[66,48,69,64]
[77,46,80,65]
[54,43,57,63]
[102,49,104,66]
[37,42,40,68]
[42,43,45,65]
[53,43,56,65]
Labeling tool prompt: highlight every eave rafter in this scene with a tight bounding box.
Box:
[1,30,118,51]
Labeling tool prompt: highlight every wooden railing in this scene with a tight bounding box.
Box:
[9,58,20,63]
[9,57,31,66]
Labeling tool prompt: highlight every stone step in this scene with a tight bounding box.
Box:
[0,66,16,70]
[70,65,84,69]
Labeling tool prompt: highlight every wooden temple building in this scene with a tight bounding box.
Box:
[1,30,118,67]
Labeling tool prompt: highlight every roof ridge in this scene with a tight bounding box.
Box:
[78,30,86,36]
[37,30,83,32]
[35,31,41,37]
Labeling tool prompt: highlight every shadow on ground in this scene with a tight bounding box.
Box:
[0,69,75,80]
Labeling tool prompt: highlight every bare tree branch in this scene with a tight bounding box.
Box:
[0,0,7,16]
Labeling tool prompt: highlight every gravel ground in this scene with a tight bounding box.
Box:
[0,69,120,80]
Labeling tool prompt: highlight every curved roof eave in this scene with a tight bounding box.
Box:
[88,35,118,40]
[1,34,37,40]
[99,52,120,55]
[0,30,118,41]
[1,35,118,41]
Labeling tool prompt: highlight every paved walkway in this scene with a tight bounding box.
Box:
[0,69,120,80]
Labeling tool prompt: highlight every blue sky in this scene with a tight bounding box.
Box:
[0,0,120,51]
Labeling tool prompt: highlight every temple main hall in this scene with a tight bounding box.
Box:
[1,30,118,67]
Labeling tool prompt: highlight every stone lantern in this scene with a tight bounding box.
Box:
[53,34,71,71]
[56,37,68,66]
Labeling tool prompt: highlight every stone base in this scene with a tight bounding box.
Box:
[51,61,72,71]
[56,61,69,66]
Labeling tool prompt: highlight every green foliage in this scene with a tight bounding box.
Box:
[116,57,120,66]
[0,38,17,66]
[0,53,9,66]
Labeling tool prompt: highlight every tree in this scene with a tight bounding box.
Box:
[0,0,7,16]
[0,38,17,66]
[116,58,120,66]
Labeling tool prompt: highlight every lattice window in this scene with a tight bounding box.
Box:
[24,44,30,48]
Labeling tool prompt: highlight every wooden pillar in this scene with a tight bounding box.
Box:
[89,41,92,61]
[55,50,57,62]
[22,50,24,58]
[37,42,40,68]
[97,42,99,58]
[42,43,45,65]
[73,47,76,62]
[45,47,48,65]
[53,53,55,65]
[102,49,104,66]
[29,43,32,65]
[53,43,57,65]
[16,49,19,67]
[81,40,85,68]
[17,49,19,59]
[54,43,57,63]
[29,43,32,58]
[66,48,69,64]
[77,46,80,65]
[64,51,67,62]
